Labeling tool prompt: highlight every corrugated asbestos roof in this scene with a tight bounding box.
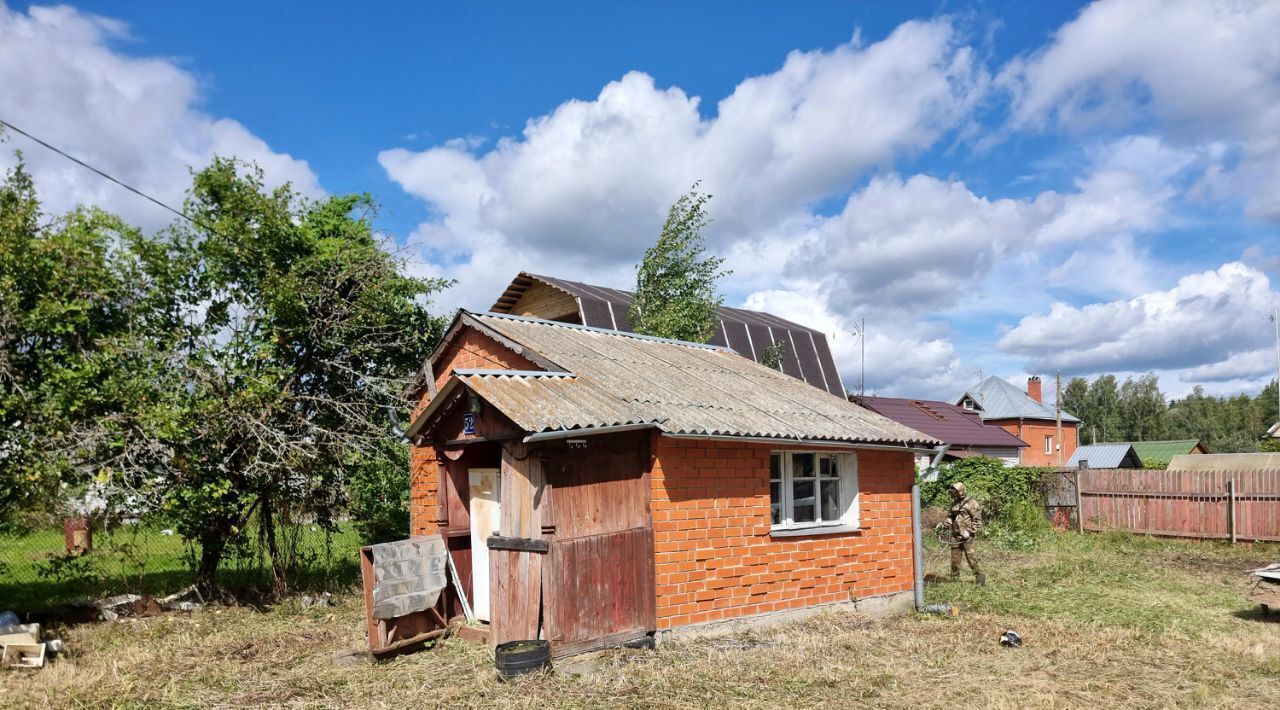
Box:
[1066,444,1142,469]
[1168,453,1280,472]
[958,376,1080,423]
[490,272,847,397]
[409,312,938,447]
[851,396,1028,448]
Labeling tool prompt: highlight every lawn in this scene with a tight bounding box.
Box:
[2,531,1278,708]
[0,523,363,612]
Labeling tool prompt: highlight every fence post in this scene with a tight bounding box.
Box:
[1228,478,1236,544]
[1074,462,1086,533]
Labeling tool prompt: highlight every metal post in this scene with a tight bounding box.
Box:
[1055,370,1063,467]
[1074,461,1086,533]
[1273,307,1279,428]
[860,318,866,396]
[911,483,924,611]
[1228,478,1237,544]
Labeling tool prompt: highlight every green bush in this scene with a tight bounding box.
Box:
[347,442,410,545]
[921,456,1053,548]
[983,497,1051,550]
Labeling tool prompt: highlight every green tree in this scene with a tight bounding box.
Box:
[761,339,787,371]
[629,184,729,342]
[142,158,451,593]
[2,154,450,592]
[1086,374,1122,442]
[1061,377,1092,442]
[1118,373,1168,441]
[0,158,163,529]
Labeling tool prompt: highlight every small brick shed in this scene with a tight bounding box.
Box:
[404,311,939,656]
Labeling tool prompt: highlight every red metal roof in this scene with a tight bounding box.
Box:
[850,396,1028,449]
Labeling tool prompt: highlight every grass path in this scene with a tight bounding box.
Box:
[3,531,1278,708]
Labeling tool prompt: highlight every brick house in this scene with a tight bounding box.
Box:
[404,310,938,655]
[850,395,1029,469]
[955,376,1080,467]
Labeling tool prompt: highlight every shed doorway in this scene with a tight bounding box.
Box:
[468,467,501,621]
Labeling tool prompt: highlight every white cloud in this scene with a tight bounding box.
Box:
[785,138,1184,317]
[1046,237,1159,299]
[999,262,1278,374]
[743,287,966,399]
[0,4,321,228]
[1000,0,1280,221]
[378,3,1278,400]
[1179,349,1276,384]
[785,174,1046,314]
[380,18,988,313]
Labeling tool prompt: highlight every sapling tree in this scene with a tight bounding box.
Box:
[629,184,730,343]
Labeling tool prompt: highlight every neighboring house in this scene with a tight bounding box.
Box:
[490,272,846,396]
[404,310,938,655]
[850,395,1028,469]
[1066,443,1143,469]
[956,376,1080,467]
[1087,439,1208,468]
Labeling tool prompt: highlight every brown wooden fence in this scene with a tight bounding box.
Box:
[1076,468,1280,542]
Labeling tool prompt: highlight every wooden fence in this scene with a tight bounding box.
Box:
[1073,468,1280,542]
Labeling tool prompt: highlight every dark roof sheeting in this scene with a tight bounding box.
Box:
[409,312,937,448]
[852,396,1028,448]
[958,376,1080,423]
[491,273,846,397]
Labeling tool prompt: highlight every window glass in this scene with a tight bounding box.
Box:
[769,454,782,525]
[792,453,815,478]
[771,451,858,530]
[820,479,840,521]
[820,456,838,478]
[792,479,815,523]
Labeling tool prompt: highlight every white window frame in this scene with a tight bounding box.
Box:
[1044,435,1053,455]
[770,451,859,534]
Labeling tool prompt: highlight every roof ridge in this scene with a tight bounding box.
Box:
[472,310,733,352]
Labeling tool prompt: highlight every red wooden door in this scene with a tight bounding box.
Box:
[543,527,655,657]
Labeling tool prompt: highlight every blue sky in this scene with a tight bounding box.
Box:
[3,1,1279,400]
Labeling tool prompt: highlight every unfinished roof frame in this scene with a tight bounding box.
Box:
[490,272,847,397]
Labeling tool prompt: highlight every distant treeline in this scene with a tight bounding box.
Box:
[1060,373,1279,453]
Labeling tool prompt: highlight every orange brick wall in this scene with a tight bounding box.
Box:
[409,326,543,536]
[428,328,541,397]
[650,436,915,630]
[991,420,1079,466]
[410,445,441,536]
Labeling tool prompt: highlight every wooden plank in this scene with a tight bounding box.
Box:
[551,627,649,659]
[487,535,550,553]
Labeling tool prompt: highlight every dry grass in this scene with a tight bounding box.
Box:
[3,531,1279,709]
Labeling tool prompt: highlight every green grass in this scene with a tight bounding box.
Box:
[0,523,363,612]
[924,529,1278,638]
[4,530,1280,708]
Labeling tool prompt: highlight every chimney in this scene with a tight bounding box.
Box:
[1027,376,1042,403]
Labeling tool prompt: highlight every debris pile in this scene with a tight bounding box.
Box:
[94,585,204,620]
[1247,564,1280,613]
[0,616,62,670]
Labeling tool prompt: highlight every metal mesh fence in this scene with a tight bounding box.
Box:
[0,518,363,612]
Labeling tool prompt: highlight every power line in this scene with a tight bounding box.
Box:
[0,117,214,232]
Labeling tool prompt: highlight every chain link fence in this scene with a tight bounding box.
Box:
[0,517,363,613]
